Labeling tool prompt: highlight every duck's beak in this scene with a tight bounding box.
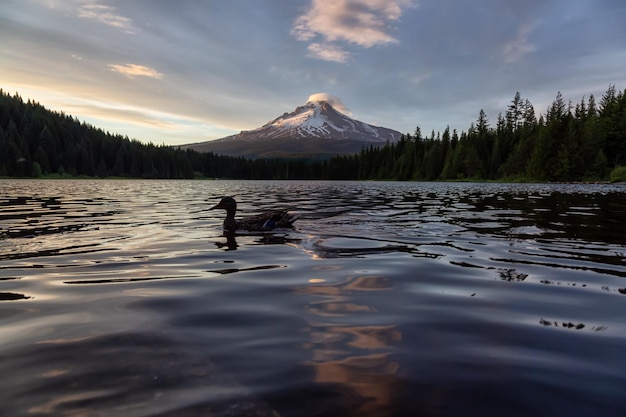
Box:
[209,202,222,210]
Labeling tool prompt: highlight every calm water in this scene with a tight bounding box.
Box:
[1,179,626,417]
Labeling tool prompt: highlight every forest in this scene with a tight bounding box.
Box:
[1,85,625,182]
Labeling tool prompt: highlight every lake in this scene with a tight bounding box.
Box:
[1,179,625,417]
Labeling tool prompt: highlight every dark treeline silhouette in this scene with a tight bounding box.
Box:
[0,89,322,179]
[354,85,626,181]
[1,86,624,181]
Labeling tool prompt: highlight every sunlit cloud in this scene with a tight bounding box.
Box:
[78,1,134,32]
[307,43,351,63]
[108,64,163,79]
[307,92,352,115]
[68,103,182,131]
[292,0,415,62]
[65,101,237,144]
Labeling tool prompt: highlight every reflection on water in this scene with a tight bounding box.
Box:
[296,274,400,416]
[1,179,626,416]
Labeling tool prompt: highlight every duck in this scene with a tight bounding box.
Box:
[210,196,298,232]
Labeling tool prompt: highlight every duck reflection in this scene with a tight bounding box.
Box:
[295,274,402,416]
[214,231,300,251]
[214,231,238,251]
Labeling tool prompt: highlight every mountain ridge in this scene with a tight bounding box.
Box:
[180,96,400,159]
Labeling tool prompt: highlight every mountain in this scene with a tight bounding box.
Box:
[180,94,401,159]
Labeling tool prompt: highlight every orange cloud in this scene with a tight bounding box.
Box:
[293,0,415,62]
[108,64,163,79]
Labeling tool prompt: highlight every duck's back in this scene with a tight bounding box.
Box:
[238,209,298,231]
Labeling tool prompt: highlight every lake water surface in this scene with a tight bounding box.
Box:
[1,179,625,417]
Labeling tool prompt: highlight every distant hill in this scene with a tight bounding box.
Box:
[179,94,400,159]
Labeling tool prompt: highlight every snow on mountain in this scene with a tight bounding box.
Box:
[240,96,400,143]
[180,95,401,158]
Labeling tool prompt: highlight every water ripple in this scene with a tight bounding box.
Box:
[1,180,626,417]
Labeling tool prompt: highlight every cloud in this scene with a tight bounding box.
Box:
[108,64,163,79]
[78,1,134,32]
[292,0,415,62]
[307,43,351,63]
[307,93,351,114]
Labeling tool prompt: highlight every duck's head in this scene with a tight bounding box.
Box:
[210,196,237,212]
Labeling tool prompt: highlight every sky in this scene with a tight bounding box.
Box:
[2,0,626,146]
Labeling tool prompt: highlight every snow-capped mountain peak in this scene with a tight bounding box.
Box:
[179,94,400,158]
[246,95,399,143]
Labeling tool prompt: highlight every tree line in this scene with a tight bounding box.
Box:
[0,89,315,179]
[1,86,624,181]
[351,85,625,181]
